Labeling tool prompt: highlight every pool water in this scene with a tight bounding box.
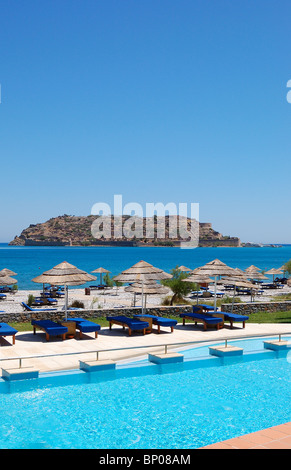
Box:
[180,336,291,358]
[0,340,290,449]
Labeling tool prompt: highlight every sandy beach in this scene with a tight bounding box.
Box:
[0,285,171,313]
[1,282,291,315]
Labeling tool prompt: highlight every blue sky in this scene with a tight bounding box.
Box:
[0,0,291,243]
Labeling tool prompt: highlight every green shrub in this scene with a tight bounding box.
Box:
[27,294,35,306]
[271,293,291,301]
[69,300,85,309]
[103,273,123,287]
[161,296,171,306]
[283,260,291,274]
[161,266,198,305]
[161,294,192,306]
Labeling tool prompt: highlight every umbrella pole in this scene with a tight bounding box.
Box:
[214,276,217,312]
[142,280,144,315]
[102,273,105,295]
[231,285,236,314]
[65,284,68,321]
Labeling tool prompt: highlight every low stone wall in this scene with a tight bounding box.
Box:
[0,305,193,324]
[2,301,290,323]
[221,301,291,315]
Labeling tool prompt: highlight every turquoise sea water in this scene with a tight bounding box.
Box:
[0,342,290,449]
[0,244,290,290]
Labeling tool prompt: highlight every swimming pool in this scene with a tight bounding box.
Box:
[179,335,291,358]
[0,337,290,449]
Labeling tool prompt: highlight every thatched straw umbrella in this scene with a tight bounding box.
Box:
[114,260,172,282]
[246,271,267,281]
[0,268,17,276]
[0,275,17,286]
[233,268,247,278]
[177,266,192,272]
[245,265,261,273]
[0,269,17,292]
[91,267,111,285]
[32,261,96,320]
[192,259,238,312]
[114,260,172,314]
[265,268,283,282]
[182,273,213,304]
[245,271,268,298]
[125,279,169,310]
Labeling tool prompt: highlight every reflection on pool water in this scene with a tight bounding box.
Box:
[0,336,290,449]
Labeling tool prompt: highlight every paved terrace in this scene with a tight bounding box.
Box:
[203,422,291,449]
[0,322,290,372]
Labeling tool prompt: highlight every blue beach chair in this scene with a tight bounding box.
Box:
[180,306,223,331]
[55,290,65,298]
[134,314,177,333]
[0,322,18,345]
[206,290,225,298]
[31,320,68,341]
[34,297,58,306]
[21,302,57,312]
[66,317,101,339]
[106,315,149,336]
[220,311,249,329]
[198,304,215,312]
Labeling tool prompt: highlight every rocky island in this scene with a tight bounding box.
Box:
[9,215,241,247]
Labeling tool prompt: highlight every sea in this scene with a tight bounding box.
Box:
[0,243,290,290]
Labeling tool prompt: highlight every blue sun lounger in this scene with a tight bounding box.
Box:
[191,290,204,297]
[0,323,18,345]
[66,317,101,339]
[0,293,7,300]
[134,314,177,333]
[106,315,149,336]
[33,297,58,306]
[205,290,225,298]
[180,306,223,331]
[220,311,249,328]
[198,304,215,312]
[31,320,68,341]
[22,302,58,312]
[55,290,65,297]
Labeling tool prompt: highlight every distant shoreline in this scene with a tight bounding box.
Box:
[0,243,289,248]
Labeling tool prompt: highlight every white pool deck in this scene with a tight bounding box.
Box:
[0,322,290,373]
